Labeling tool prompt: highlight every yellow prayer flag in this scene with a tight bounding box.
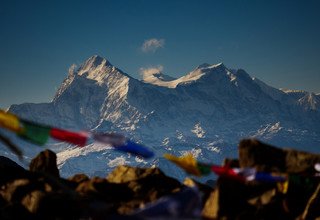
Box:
[0,110,22,133]
[277,179,289,194]
[163,153,202,176]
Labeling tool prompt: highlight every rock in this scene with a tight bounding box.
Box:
[0,202,33,220]
[183,177,213,203]
[21,190,46,213]
[68,173,89,184]
[201,188,219,219]
[239,139,287,172]
[107,165,162,183]
[205,179,216,187]
[76,177,133,203]
[298,182,320,220]
[236,139,320,219]
[239,139,320,173]
[107,165,182,215]
[67,173,90,189]
[0,156,27,185]
[29,150,59,178]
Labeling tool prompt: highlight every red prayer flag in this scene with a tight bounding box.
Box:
[211,165,245,182]
[50,128,88,146]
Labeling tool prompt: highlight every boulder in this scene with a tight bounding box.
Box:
[0,156,27,185]
[239,139,320,173]
[29,150,59,178]
[107,166,182,214]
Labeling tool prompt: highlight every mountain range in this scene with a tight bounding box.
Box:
[2,55,320,180]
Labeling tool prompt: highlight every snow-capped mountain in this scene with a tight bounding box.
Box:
[2,55,320,180]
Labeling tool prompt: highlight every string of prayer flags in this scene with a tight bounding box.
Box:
[211,165,288,183]
[115,140,154,159]
[164,153,210,176]
[50,128,89,146]
[164,152,289,183]
[18,119,51,145]
[0,110,22,133]
[0,110,155,158]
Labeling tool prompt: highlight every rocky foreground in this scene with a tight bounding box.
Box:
[0,139,319,219]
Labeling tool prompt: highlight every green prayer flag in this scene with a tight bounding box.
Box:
[197,163,212,175]
[18,120,51,145]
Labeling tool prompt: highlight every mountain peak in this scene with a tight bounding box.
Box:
[81,55,111,70]
[196,63,211,69]
[196,62,225,70]
[73,55,130,82]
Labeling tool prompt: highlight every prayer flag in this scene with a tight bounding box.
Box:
[255,172,287,183]
[277,180,289,194]
[50,128,88,146]
[18,120,50,145]
[211,165,245,182]
[197,162,212,176]
[93,133,126,146]
[0,110,22,133]
[115,140,154,159]
[164,154,202,176]
[315,163,320,172]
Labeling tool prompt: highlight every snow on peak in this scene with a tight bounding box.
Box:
[142,72,177,87]
[75,55,128,83]
[81,55,111,69]
[68,64,77,76]
[142,62,228,88]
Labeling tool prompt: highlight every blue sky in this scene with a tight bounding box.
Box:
[0,0,319,109]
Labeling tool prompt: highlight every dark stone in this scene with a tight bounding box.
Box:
[183,177,213,203]
[239,139,287,172]
[67,173,90,189]
[0,156,27,185]
[76,177,133,203]
[239,139,320,174]
[29,150,60,178]
[107,165,163,183]
[68,173,90,184]
[0,202,34,220]
[300,183,320,220]
[205,179,216,188]
[107,165,182,215]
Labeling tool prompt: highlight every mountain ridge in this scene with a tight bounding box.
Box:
[3,55,320,179]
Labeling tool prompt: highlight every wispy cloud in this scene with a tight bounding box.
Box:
[139,65,163,80]
[141,38,165,53]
